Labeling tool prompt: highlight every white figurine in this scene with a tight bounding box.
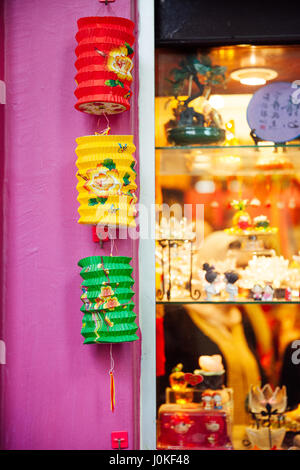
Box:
[262,284,274,301]
[212,392,223,410]
[203,264,219,301]
[252,284,263,301]
[224,271,239,301]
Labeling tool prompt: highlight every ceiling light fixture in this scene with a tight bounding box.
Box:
[230,67,278,86]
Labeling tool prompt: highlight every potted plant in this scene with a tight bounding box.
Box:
[165,54,227,145]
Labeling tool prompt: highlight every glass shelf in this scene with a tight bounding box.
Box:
[156,300,300,305]
[156,144,300,150]
[156,144,300,177]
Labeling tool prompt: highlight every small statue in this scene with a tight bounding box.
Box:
[212,392,223,410]
[166,55,226,131]
[197,355,225,391]
[203,264,219,301]
[202,390,223,410]
[231,200,252,231]
[202,392,214,411]
[202,103,223,128]
[252,284,263,301]
[199,354,224,373]
[253,215,270,230]
[262,284,274,302]
[224,271,239,301]
[285,287,292,301]
[169,363,186,391]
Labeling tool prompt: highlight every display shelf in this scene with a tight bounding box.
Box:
[156,144,300,176]
[156,299,300,305]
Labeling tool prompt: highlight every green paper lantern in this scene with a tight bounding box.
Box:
[78,256,138,344]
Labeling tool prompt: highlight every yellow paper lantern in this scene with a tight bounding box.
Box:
[75,135,137,227]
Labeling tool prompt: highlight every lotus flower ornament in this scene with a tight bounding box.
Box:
[246,384,287,450]
[248,384,287,415]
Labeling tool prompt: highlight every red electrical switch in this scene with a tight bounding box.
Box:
[111,431,128,449]
[92,225,109,244]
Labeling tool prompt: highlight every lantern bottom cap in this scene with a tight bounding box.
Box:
[76,100,127,115]
[82,334,139,344]
[78,220,136,228]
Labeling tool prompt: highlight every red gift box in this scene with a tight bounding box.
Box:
[157,404,233,450]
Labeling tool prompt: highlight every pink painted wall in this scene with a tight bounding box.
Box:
[1,0,140,450]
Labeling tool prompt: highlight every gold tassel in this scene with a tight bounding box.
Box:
[110,370,115,412]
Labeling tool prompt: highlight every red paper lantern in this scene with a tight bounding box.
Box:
[75,16,135,115]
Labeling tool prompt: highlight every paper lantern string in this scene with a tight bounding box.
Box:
[109,344,116,412]
[95,114,110,136]
[99,0,115,5]
[110,238,115,256]
[97,0,115,14]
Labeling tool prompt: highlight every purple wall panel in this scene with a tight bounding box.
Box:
[1,0,140,450]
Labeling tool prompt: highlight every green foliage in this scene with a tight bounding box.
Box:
[105,79,124,88]
[88,197,108,206]
[105,79,117,87]
[125,42,134,56]
[102,159,116,170]
[123,172,131,186]
[168,54,227,99]
[130,161,136,173]
[88,198,99,206]
[98,197,108,205]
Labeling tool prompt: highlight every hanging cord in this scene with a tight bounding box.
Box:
[94,230,99,255]
[111,234,119,257]
[95,113,111,135]
[93,114,110,251]
[110,238,115,256]
[109,343,115,372]
[109,344,116,412]
[96,0,113,15]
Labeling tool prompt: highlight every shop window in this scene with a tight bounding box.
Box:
[155,44,300,450]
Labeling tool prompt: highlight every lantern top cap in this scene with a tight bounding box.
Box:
[78,255,132,268]
[75,134,134,144]
[77,16,135,33]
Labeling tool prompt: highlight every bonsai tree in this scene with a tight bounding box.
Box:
[166,54,227,128]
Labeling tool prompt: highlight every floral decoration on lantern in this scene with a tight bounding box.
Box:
[76,134,137,227]
[78,255,138,344]
[106,45,133,82]
[75,16,135,115]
